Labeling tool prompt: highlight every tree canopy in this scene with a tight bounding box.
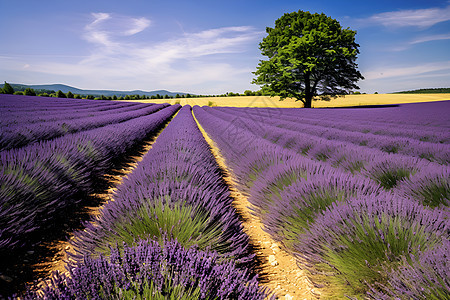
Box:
[252,10,364,108]
[2,82,14,94]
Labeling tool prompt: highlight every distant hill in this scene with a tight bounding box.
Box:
[0,83,191,97]
[392,88,450,94]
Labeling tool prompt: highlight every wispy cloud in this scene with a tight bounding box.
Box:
[83,12,151,47]
[363,61,450,80]
[387,33,450,51]
[367,4,450,28]
[1,12,263,93]
[410,33,450,44]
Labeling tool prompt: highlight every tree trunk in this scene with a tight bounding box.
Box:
[304,71,313,108]
[304,95,312,108]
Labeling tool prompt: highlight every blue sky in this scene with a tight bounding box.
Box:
[1,0,449,94]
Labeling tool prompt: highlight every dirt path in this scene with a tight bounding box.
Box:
[193,112,319,300]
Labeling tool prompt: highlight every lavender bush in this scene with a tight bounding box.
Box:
[368,239,450,299]
[295,194,448,298]
[397,165,449,208]
[22,239,269,300]
[264,171,382,247]
[72,106,252,265]
[0,105,180,253]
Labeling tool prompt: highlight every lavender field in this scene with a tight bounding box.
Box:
[1,95,449,299]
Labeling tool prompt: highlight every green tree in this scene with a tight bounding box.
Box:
[2,81,14,94]
[244,90,254,96]
[24,88,36,96]
[252,10,364,108]
[66,91,74,98]
[56,90,66,98]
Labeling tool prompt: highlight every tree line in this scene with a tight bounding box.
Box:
[0,82,273,100]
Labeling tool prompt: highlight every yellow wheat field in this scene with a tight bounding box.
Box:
[119,93,450,108]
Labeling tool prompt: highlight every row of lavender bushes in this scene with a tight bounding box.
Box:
[1,95,170,150]
[0,100,180,255]
[193,104,449,299]
[22,106,269,299]
[204,105,449,206]
[217,106,449,164]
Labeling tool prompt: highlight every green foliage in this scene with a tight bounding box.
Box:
[13,91,24,95]
[207,101,215,107]
[372,168,412,190]
[23,88,36,96]
[116,281,202,300]
[56,90,66,98]
[393,88,450,94]
[252,10,364,108]
[2,81,14,94]
[66,91,74,98]
[321,213,440,297]
[96,200,228,256]
[282,190,347,247]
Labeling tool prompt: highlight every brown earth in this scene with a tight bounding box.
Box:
[193,111,320,300]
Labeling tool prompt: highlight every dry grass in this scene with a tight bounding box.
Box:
[118,93,450,108]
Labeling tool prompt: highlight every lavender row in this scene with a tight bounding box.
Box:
[0,103,169,151]
[22,240,267,300]
[1,101,149,127]
[202,106,449,203]
[193,105,449,298]
[72,106,252,263]
[0,94,123,112]
[0,104,180,254]
[276,100,450,128]
[32,106,268,299]
[220,105,450,145]
[213,106,450,164]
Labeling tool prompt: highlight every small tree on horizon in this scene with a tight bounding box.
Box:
[24,88,36,96]
[252,10,364,108]
[56,90,66,98]
[2,81,14,94]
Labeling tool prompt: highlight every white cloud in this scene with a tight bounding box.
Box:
[363,61,450,80]
[410,33,450,44]
[83,12,151,46]
[0,13,263,93]
[367,5,450,28]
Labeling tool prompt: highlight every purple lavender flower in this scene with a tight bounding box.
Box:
[368,239,450,299]
[295,194,448,297]
[22,239,269,299]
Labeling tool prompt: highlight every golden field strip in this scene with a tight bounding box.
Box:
[118,93,450,108]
